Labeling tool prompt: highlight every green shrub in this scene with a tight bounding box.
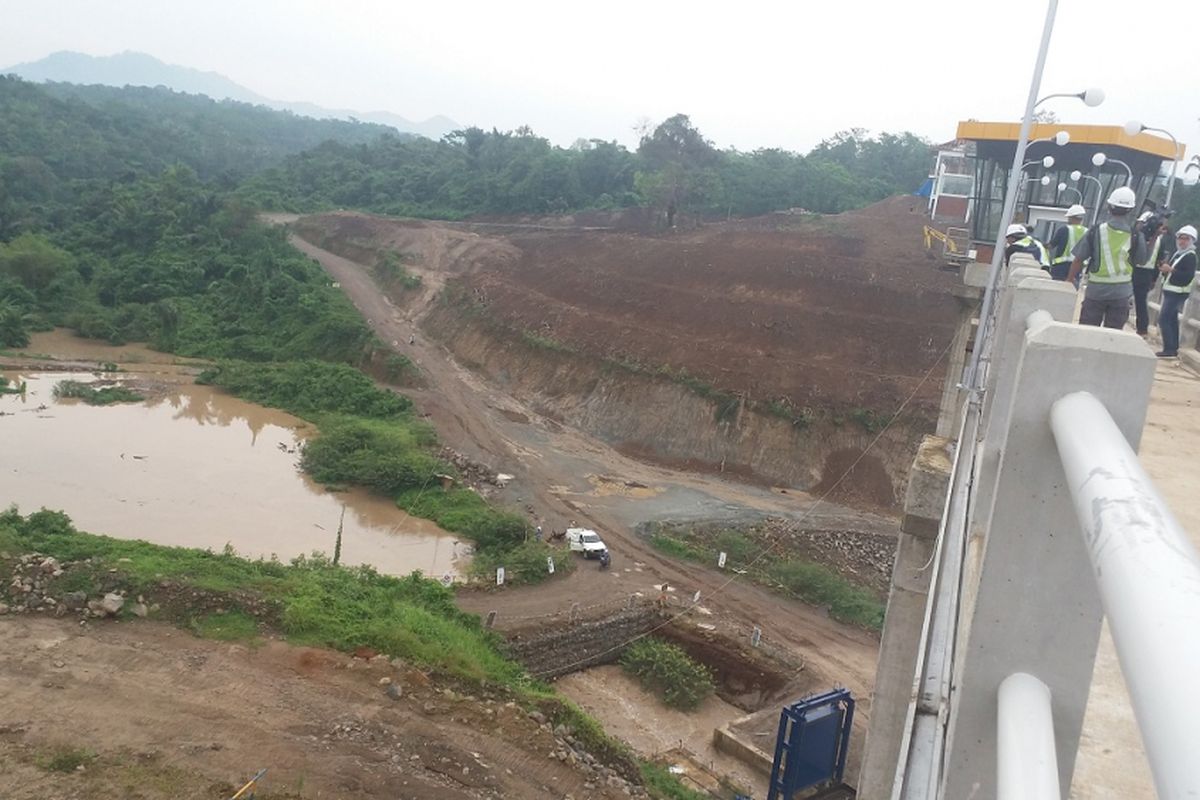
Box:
[620,638,714,711]
[639,762,711,800]
[39,747,96,773]
[470,540,574,585]
[397,487,527,554]
[193,609,259,641]
[197,360,411,418]
[52,379,143,405]
[301,416,444,496]
[649,533,705,562]
[766,560,885,629]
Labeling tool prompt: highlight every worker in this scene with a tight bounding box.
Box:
[1132,211,1171,338]
[1003,224,1049,268]
[1156,225,1197,358]
[1047,205,1088,282]
[1067,186,1149,329]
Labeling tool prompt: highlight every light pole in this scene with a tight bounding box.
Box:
[965,0,1092,393]
[1057,183,1083,204]
[1125,121,1181,206]
[1035,88,1105,109]
[1093,152,1132,185]
[1071,169,1105,224]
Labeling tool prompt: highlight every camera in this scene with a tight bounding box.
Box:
[1140,205,1174,237]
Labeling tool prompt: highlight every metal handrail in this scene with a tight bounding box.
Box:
[997,673,1060,800]
[1051,391,1200,798]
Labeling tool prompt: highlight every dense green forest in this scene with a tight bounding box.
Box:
[239,115,934,219]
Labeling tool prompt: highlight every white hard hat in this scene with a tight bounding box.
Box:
[1177,225,1198,240]
[1005,223,1027,237]
[1107,186,1137,209]
[1066,204,1086,218]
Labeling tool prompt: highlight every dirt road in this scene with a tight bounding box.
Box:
[0,615,630,800]
[287,231,883,709]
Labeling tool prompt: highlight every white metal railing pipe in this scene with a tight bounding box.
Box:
[1051,391,1200,798]
[997,673,1061,800]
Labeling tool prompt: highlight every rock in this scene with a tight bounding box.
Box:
[63,591,87,610]
[528,710,547,725]
[378,676,392,686]
[130,603,148,618]
[385,683,403,701]
[0,603,9,615]
[89,593,125,617]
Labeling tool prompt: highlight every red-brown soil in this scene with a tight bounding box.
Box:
[302,197,963,419]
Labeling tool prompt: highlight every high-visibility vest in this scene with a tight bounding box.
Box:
[1090,223,1133,284]
[1137,233,1163,270]
[1054,224,1087,264]
[1014,236,1050,267]
[1163,249,1196,294]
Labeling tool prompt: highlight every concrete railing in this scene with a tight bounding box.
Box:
[881,259,1200,800]
[1051,391,1200,798]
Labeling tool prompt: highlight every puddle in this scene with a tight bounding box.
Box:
[1,371,465,578]
[9,330,179,366]
[555,664,766,795]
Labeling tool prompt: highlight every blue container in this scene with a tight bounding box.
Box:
[766,688,855,800]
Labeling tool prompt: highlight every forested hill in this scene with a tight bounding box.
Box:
[239,117,934,219]
[0,76,393,192]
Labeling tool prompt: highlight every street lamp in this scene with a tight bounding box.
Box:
[1035,88,1105,108]
[1057,183,1083,204]
[1028,130,1072,148]
[1125,120,1182,206]
[1021,155,1057,172]
[1092,152,1132,185]
[1071,169,1105,225]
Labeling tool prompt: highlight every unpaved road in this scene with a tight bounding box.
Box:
[0,615,631,800]
[287,230,883,714]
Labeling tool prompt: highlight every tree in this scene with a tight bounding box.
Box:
[0,233,73,293]
[636,114,720,227]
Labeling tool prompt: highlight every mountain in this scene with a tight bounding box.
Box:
[2,50,459,140]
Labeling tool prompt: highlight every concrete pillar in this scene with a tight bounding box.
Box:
[972,275,1077,529]
[857,435,954,800]
[941,319,1157,800]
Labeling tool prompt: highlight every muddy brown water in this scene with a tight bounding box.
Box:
[1,370,465,578]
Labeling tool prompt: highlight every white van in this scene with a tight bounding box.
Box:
[565,528,607,558]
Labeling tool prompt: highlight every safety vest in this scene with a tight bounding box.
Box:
[1054,224,1087,265]
[1014,236,1050,267]
[1137,233,1163,270]
[1090,223,1133,284]
[1163,249,1196,294]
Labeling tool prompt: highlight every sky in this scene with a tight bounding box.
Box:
[2,0,1197,161]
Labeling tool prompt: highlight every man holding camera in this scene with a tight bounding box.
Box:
[1132,209,1172,337]
[1066,186,1148,329]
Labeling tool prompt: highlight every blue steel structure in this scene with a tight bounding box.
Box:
[766,689,855,800]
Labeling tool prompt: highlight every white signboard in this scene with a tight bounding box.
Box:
[546,556,555,574]
[496,567,505,586]
[718,551,727,568]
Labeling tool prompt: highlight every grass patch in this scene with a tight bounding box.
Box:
[470,539,574,585]
[521,330,576,353]
[193,609,259,641]
[620,638,714,711]
[374,251,422,290]
[639,761,711,800]
[646,523,884,631]
[52,379,143,405]
[301,415,443,496]
[1,376,27,394]
[39,746,97,773]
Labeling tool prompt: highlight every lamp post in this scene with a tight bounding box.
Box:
[1071,169,1105,225]
[1057,183,1083,204]
[1093,152,1132,185]
[1125,121,1181,206]
[965,0,1094,394]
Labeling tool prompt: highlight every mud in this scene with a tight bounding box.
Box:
[1,370,464,578]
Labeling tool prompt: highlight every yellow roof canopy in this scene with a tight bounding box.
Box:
[956,121,1183,160]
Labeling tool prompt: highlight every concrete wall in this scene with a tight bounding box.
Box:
[502,607,659,679]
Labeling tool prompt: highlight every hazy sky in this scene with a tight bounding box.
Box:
[3,0,1197,159]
